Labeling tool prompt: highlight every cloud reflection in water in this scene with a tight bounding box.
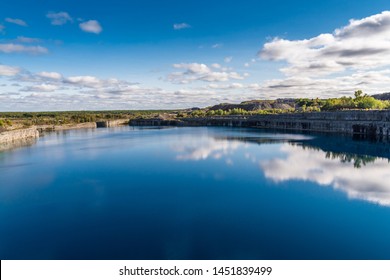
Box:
[260,144,390,207]
[172,131,390,207]
[173,138,240,161]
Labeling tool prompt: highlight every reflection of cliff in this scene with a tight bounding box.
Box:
[0,137,38,152]
[214,134,312,146]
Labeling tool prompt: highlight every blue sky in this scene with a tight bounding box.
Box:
[1,0,390,111]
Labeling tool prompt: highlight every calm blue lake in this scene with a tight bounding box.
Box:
[1,126,390,260]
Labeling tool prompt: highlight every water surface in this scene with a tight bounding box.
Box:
[1,126,390,259]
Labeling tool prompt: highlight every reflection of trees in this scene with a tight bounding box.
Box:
[295,143,381,168]
[325,152,377,168]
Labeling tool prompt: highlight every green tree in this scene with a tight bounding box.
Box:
[354,90,364,99]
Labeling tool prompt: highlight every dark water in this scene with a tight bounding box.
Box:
[1,126,390,260]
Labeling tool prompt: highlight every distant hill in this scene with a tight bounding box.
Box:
[208,99,296,111]
[371,93,390,100]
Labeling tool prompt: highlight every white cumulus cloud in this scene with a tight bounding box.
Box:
[260,11,390,77]
[246,69,390,99]
[37,72,62,80]
[15,36,41,43]
[46,11,73,25]
[65,75,102,87]
[168,63,245,84]
[0,44,48,54]
[5,18,27,26]
[22,84,59,92]
[173,23,191,30]
[64,75,130,89]
[79,20,102,34]
[0,64,20,76]
[212,43,223,48]
[253,10,390,99]
[208,83,244,90]
[224,56,233,63]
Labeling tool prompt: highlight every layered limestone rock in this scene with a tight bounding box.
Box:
[0,127,39,144]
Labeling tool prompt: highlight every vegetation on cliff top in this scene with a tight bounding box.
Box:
[181,90,390,118]
[0,110,175,130]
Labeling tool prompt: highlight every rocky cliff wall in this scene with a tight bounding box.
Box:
[130,110,390,139]
[0,127,39,144]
